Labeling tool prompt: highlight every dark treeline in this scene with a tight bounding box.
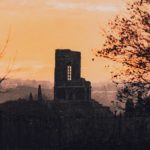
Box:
[125,96,150,117]
[0,100,150,150]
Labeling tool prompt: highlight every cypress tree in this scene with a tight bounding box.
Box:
[29,93,33,101]
[38,85,43,102]
[125,99,134,117]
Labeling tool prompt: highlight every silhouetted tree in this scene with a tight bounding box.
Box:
[29,92,33,101]
[0,31,14,92]
[96,0,150,106]
[38,85,43,101]
[125,99,134,117]
[0,41,11,83]
[144,96,150,114]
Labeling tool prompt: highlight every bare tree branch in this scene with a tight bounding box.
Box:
[96,0,150,105]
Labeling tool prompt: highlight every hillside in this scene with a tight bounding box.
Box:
[0,100,113,150]
[0,99,149,150]
[0,79,117,106]
[0,86,53,103]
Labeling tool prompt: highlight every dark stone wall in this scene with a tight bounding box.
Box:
[55,49,81,85]
[54,49,91,101]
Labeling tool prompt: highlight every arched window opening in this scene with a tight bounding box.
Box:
[67,65,72,81]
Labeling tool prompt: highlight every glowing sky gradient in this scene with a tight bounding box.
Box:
[0,0,126,82]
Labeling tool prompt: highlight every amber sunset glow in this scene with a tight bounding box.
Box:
[0,0,127,82]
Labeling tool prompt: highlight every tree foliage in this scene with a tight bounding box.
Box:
[97,0,150,83]
[125,98,134,117]
[96,0,150,108]
[98,0,150,78]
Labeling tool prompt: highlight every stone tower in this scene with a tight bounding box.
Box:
[54,49,91,101]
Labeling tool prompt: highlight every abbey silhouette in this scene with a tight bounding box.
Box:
[54,49,91,101]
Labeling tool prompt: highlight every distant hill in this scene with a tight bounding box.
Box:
[0,86,53,103]
[1,79,53,89]
[91,82,117,106]
[0,79,117,106]
[92,82,117,91]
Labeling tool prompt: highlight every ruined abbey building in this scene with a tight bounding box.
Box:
[54,49,91,101]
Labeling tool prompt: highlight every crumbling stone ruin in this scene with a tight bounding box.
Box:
[54,49,91,101]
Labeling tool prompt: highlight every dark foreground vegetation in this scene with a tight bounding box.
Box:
[0,100,150,150]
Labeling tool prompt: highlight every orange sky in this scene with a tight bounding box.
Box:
[0,0,126,82]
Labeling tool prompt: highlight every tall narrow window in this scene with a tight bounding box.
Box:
[67,65,72,81]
